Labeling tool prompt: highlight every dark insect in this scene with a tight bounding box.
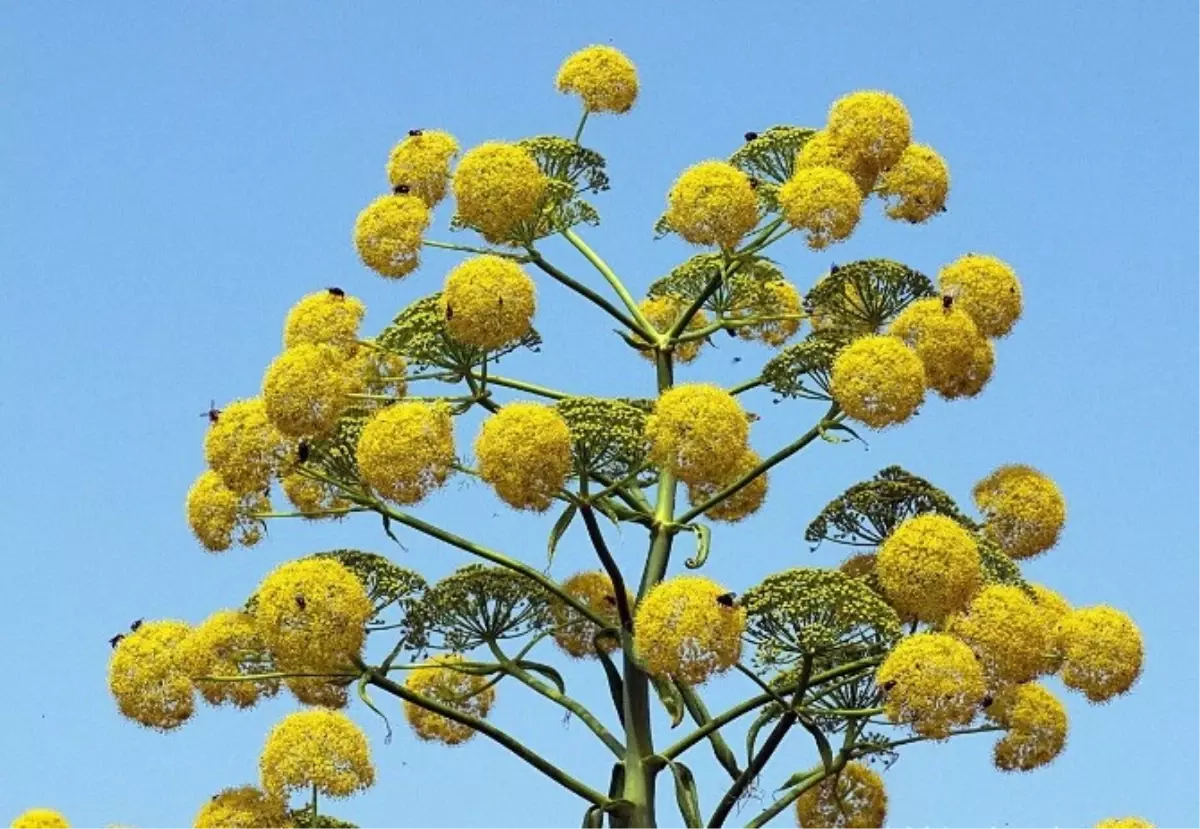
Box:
[445,304,454,320]
[981,694,994,708]
[732,356,742,364]
[748,177,760,190]
[109,634,125,648]
[393,183,411,195]
[295,596,307,611]
[200,400,221,424]
[938,204,948,213]
[743,131,759,142]
[327,286,345,298]
[297,440,310,463]
[498,296,504,307]
[130,618,143,632]
[408,128,424,137]
[881,679,897,691]
[603,595,618,606]
[263,485,272,498]
[942,284,961,312]
[715,592,737,608]
[830,263,840,275]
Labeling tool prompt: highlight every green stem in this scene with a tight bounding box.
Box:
[578,484,634,632]
[424,239,530,260]
[465,371,570,400]
[311,785,318,821]
[851,724,1002,756]
[572,109,590,143]
[677,684,742,779]
[252,507,367,520]
[527,250,648,336]
[727,377,764,396]
[561,228,656,334]
[742,768,830,828]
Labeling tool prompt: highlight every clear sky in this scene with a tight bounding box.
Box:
[1,3,1196,828]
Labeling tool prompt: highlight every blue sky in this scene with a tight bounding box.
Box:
[1,3,1196,827]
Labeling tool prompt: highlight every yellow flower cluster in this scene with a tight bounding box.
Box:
[260,709,375,798]
[877,143,950,224]
[876,514,980,621]
[889,298,993,400]
[262,343,361,439]
[795,129,879,195]
[664,161,760,249]
[280,471,349,517]
[988,682,1068,772]
[1056,606,1144,702]
[253,558,373,676]
[387,129,459,207]
[356,401,455,505]
[826,90,912,173]
[939,254,1023,338]
[636,294,709,364]
[644,384,750,485]
[179,610,279,709]
[193,786,290,829]
[186,470,268,552]
[204,398,285,495]
[286,676,349,710]
[550,571,625,658]
[9,810,69,829]
[777,166,862,250]
[685,448,767,523]
[556,45,639,114]
[441,255,537,350]
[794,762,887,829]
[1029,583,1072,673]
[830,334,926,428]
[475,403,573,512]
[452,142,547,244]
[876,632,986,739]
[283,290,366,353]
[353,193,431,278]
[1095,819,1155,828]
[108,620,195,731]
[973,465,1066,560]
[403,653,497,745]
[948,585,1054,684]
[633,575,745,685]
[730,279,804,347]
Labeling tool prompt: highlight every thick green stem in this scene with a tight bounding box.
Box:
[677,684,742,779]
[727,376,764,396]
[465,371,570,400]
[527,250,648,336]
[621,655,658,828]
[561,228,656,334]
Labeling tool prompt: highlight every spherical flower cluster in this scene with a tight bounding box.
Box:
[9,810,70,829]
[262,343,361,439]
[664,161,760,249]
[795,129,878,195]
[794,762,887,829]
[988,682,1068,772]
[1095,819,1155,828]
[777,166,863,250]
[947,585,1053,684]
[186,470,268,552]
[826,90,912,172]
[876,632,986,739]
[876,514,980,621]
[260,709,375,798]
[877,143,950,223]
[633,575,745,685]
[452,142,547,244]
[830,335,926,428]
[889,298,993,400]
[204,398,285,495]
[938,254,1023,338]
[644,384,750,485]
[550,571,626,658]
[353,193,431,278]
[441,255,537,350]
[555,45,639,114]
[253,558,373,674]
[283,290,366,353]
[973,465,1066,560]
[108,620,195,731]
[403,653,497,745]
[685,449,767,523]
[386,129,460,207]
[280,472,349,517]
[358,348,409,400]
[286,676,349,710]
[1055,606,1144,703]
[356,402,455,505]
[193,786,290,829]
[732,279,804,347]
[179,610,279,708]
[1029,583,1072,674]
[637,295,708,364]
[475,403,573,512]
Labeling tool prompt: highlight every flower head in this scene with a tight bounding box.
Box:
[644,384,750,485]
[441,255,537,351]
[475,403,573,512]
[403,653,497,745]
[1095,819,1155,828]
[10,810,70,829]
[550,571,626,658]
[262,343,362,439]
[664,161,760,249]
[795,129,878,195]
[186,470,268,552]
[634,575,745,685]
[947,585,1054,684]
[193,786,290,829]
[1056,606,1143,703]
[179,610,279,708]
[286,676,350,710]
[108,620,195,731]
[973,465,1066,560]
[938,254,1023,338]
[353,194,430,278]
[556,45,639,114]
[876,514,980,622]
[387,129,459,207]
[730,278,804,347]
[636,294,709,364]
[877,143,950,223]
[204,398,286,495]
[826,90,912,172]
[685,448,768,523]
[279,472,349,517]
[830,335,926,428]
[356,401,455,505]
[777,166,862,250]
[1029,584,1072,674]
[988,682,1068,772]
[794,762,887,828]
[889,298,993,400]
[283,290,366,353]
[260,709,374,798]
[452,142,547,245]
[876,632,986,739]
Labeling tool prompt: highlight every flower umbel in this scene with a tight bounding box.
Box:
[875,513,981,622]
[475,402,573,512]
[259,709,375,798]
[633,575,745,685]
[353,194,431,278]
[441,255,537,351]
[403,653,497,745]
[108,620,195,731]
[387,129,460,207]
[876,632,986,739]
[644,384,749,485]
[556,45,639,114]
[356,401,455,505]
[664,161,760,249]
[794,762,887,828]
[830,334,926,428]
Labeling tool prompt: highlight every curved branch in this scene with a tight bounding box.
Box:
[560,228,655,334]
[527,249,648,337]
[578,495,634,632]
[742,768,829,828]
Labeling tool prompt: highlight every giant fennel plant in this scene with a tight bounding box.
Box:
[13,45,1153,829]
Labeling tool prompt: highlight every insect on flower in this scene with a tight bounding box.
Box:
[130,619,143,632]
[200,400,221,424]
[108,633,125,648]
[297,440,310,463]
[942,283,962,312]
[743,131,758,142]
[408,128,423,137]
[393,183,411,195]
[715,592,738,608]
[327,286,346,298]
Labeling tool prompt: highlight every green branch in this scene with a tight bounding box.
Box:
[677,684,742,780]
[465,371,570,400]
[561,228,656,335]
[527,249,649,337]
[742,768,829,828]
[424,239,531,261]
